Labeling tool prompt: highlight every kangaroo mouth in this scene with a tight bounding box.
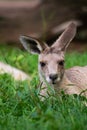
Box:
[52,81,56,84]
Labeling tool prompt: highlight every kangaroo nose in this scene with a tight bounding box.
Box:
[49,74,58,81]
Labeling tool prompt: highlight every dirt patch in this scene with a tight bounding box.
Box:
[0,1,87,53]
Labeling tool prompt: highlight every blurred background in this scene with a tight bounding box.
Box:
[0,0,87,52]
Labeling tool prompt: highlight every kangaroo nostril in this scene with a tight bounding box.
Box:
[49,74,58,80]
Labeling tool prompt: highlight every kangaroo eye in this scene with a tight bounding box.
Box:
[40,62,46,67]
[58,60,64,66]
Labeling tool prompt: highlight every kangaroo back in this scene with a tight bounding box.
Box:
[66,66,87,90]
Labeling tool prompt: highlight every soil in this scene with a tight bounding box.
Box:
[0,1,87,52]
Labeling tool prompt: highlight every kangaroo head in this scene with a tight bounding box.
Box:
[20,23,76,85]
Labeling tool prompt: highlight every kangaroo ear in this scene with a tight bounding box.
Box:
[19,36,48,54]
[52,22,76,51]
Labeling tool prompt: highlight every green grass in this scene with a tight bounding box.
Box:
[0,45,87,130]
[0,45,38,75]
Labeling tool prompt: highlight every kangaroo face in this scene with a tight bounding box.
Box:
[19,22,76,86]
[39,50,65,84]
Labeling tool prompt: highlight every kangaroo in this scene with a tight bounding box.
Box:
[19,23,87,97]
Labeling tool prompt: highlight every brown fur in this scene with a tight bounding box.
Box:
[20,22,87,97]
